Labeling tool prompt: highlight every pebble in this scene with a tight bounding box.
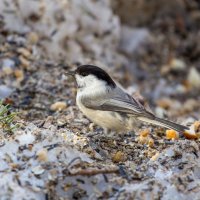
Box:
[187,67,200,88]
[183,122,200,139]
[17,48,31,58]
[148,138,154,148]
[32,165,45,175]
[150,152,159,161]
[183,99,198,112]
[139,129,150,137]
[194,121,200,133]
[112,151,124,163]
[2,65,13,75]
[137,135,148,144]
[2,58,15,68]
[36,149,48,162]
[19,55,30,69]
[27,32,39,44]
[50,101,67,111]
[14,69,24,82]
[170,58,186,71]
[155,107,166,118]
[166,130,179,140]
[0,85,13,99]
[161,58,186,74]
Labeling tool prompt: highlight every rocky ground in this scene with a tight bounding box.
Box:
[0,0,200,199]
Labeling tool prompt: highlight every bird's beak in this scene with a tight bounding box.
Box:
[65,71,75,76]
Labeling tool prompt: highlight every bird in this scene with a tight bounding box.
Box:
[66,64,188,133]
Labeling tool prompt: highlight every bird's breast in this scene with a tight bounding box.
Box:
[76,93,135,131]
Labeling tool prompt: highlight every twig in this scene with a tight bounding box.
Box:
[68,167,119,176]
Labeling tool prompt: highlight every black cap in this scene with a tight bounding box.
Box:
[75,65,116,88]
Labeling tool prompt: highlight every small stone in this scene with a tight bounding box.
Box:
[161,59,186,74]
[0,135,5,147]
[2,66,13,75]
[2,58,15,68]
[139,129,150,137]
[14,69,24,82]
[112,151,124,163]
[27,32,39,44]
[19,55,30,69]
[183,99,198,112]
[0,85,13,99]
[36,149,48,162]
[183,130,198,139]
[187,67,200,88]
[155,107,166,118]
[166,129,179,140]
[156,98,173,109]
[50,101,67,111]
[10,163,19,169]
[137,135,148,144]
[170,58,186,71]
[2,59,15,75]
[32,165,45,175]
[150,152,159,161]
[183,122,199,139]
[148,138,154,148]
[17,48,31,58]
[194,121,200,133]
[89,123,95,131]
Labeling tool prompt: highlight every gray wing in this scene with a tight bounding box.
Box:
[81,87,155,118]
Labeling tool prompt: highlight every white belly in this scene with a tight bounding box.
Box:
[76,95,139,131]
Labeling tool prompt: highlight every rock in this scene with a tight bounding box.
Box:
[139,129,150,137]
[17,48,32,58]
[183,99,198,112]
[50,101,67,111]
[19,55,30,69]
[14,69,24,82]
[137,135,148,145]
[161,59,186,75]
[2,66,13,75]
[194,121,200,133]
[36,149,48,162]
[183,121,200,139]
[27,32,39,44]
[155,107,166,118]
[112,151,124,163]
[150,152,160,161]
[32,165,45,175]
[2,58,15,68]
[148,138,154,148]
[170,58,186,71]
[15,130,35,145]
[166,130,179,140]
[0,85,13,99]
[2,58,15,75]
[187,67,200,88]
[156,98,173,109]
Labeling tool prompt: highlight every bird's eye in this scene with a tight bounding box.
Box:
[81,72,87,76]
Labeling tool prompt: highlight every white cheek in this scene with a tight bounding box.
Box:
[75,75,85,88]
[84,75,100,86]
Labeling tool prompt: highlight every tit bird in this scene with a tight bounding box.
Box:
[67,65,188,133]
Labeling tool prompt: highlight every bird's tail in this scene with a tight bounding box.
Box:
[138,116,189,133]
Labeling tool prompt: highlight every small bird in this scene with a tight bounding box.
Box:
[67,64,188,133]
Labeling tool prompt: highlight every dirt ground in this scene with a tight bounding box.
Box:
[0,0,200,199]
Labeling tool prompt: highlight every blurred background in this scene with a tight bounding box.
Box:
[0,1,200,199]
[0,0,199,119]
